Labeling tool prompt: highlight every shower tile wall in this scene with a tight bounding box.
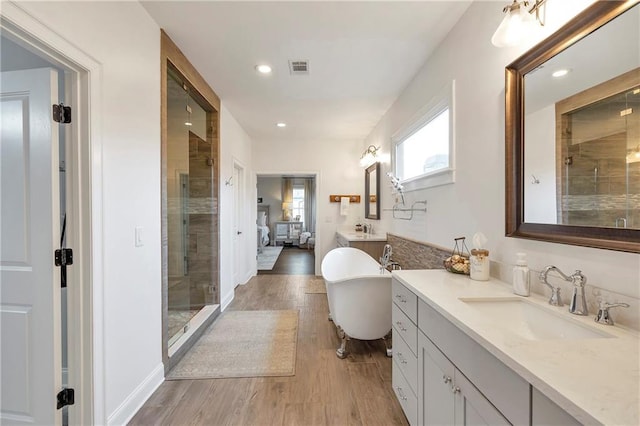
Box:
[561,134,640,228]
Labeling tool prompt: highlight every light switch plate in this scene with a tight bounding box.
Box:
[135,226,144,247]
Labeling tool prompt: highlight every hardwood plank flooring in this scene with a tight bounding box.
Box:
[258,246,315,275]
[129,274,408,426]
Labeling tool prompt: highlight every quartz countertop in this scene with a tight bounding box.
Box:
[393,269,639,426]
[336,230,387,242]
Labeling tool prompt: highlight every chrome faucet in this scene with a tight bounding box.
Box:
[380,244,392,272]
[539,265,588,315]
[365,222,374,234]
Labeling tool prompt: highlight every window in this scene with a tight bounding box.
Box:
[392,81,455,190]
[292,186,305,226]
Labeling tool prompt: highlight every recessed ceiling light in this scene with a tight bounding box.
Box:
[276,122,287,128]
[552,69,570,78]
[255,64,272,74]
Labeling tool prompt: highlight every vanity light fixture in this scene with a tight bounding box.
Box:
[360,145,380,167]
[276,122,287,128]
[255,64,272,74]
[491,0,547,48]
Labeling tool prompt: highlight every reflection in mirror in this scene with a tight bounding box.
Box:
[506,0,640,252]
[365,162,380,220]
[524,4,639,229]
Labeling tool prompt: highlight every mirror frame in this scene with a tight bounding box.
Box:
[365,162,380,220]
[505,0,640,253]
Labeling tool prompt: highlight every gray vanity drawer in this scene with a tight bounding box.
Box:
[393,302,417,356]
[418,299,530,426]
[392,279,417,321]
[393,357,417,426]
[393,329,418,395]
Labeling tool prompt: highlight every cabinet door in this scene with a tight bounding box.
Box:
[454,371,509,426]
[419,332,455,426]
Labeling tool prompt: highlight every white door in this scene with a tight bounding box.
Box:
[232,163,244,286]
[1,68,62,426]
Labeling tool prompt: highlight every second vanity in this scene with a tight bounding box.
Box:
[391,269,639,425]
[335,230,387,260]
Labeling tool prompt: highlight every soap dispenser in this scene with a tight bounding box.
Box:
[513,253,530,296]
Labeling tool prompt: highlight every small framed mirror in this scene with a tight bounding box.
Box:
[365,162,380,220]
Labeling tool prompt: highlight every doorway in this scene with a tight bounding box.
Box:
[256,174,317,275]
[0,18,94,426]
[233,160,246,287]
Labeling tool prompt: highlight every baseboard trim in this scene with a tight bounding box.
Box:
[106,363,164,426]
[221,290,234,311]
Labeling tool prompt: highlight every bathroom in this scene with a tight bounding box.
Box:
[1,0,637,424]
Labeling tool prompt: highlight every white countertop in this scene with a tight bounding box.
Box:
[393,269,640,426]
[336,230,387,242]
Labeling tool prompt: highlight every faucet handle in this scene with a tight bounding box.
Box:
[594,301,630,325]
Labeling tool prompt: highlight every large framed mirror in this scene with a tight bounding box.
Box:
[505,0,640,253]
[365,162,380,219]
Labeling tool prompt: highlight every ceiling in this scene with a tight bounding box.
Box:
[141,1,472,145]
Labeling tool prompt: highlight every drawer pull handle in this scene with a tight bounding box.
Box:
[396,387,408,401]
[397,352,407,364]
[451,385,460,394]
[443,375,452,384]
[394,294,407,303]
[395,321,407,332]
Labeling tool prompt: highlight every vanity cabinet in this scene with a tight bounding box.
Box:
[419,332,508,425]
[335,232,387,259]
[392,277,530,426]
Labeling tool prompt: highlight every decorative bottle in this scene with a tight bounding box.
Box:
[513,253,530,296]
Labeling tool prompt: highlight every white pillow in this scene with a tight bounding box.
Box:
[258,212,267,226]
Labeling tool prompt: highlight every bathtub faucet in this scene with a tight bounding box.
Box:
[380,244,393,272]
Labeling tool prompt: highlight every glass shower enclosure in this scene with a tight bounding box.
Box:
[166,68,217,347]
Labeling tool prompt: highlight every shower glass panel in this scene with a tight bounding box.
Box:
[561,85,640,228]
[166,69,214,347]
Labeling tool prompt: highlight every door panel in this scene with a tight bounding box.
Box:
[1,68,61,425]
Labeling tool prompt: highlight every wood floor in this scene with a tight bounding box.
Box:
[129,274,408,426]
[258,246,315,275]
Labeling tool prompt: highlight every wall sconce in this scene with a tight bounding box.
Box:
[360,145,380,167]
[491,0,547,48]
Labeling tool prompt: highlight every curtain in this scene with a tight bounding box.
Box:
[281,177,294,220]
[304,178,316,233]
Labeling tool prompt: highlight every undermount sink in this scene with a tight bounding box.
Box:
[459,297,614,341]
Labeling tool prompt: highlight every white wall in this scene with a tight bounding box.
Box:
[257,176,283,226]
[220,103,254,309]
[524,104,557,224]
[253,138,364,274]
[11,1,163,423]
[364,0,640,307]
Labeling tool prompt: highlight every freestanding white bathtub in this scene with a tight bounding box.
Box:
[321,247,392,359]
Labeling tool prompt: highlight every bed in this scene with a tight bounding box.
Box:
[257,205,270,253]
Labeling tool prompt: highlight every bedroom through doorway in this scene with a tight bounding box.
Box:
[256,174,316,275]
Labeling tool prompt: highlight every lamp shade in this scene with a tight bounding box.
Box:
[491,2,536,47]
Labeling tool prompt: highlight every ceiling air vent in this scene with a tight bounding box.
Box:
[288,60,309,75]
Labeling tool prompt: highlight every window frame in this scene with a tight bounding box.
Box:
[391,81,455,191]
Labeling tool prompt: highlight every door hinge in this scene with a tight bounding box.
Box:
[56,388,75,409]
[52,103,72,124]
[54,248,73,267]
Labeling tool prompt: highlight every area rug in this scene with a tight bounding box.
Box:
[167,310,298,379]
[305,279,327,294]
[257,246,283,270]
